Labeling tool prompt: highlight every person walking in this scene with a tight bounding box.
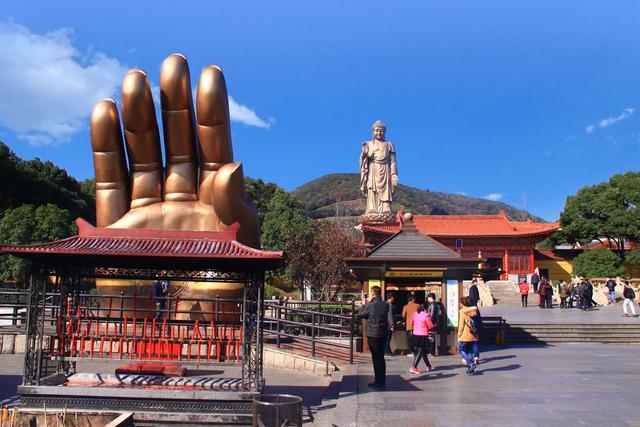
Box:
[538,280,548,308]
[384,293,396,356]
[560,280,570,309]
[622,281,638,317]
[408,304,435,374]
[585,280,596,308]
[151,278,168,322]
[458,296,480,375]
[531,270,540,294]
[469,278,480,307]
[578,280,588,311]
[606,278,617,304]
[568,280,575,308]
[426,293,441,356]
[357,286,394,388]
[402,294,420,357]
[519,280,530,308]
[546,280,554,309]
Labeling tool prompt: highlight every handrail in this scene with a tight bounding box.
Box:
[263,299,357,364]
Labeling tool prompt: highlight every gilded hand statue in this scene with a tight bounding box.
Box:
[89,54,259,318]
[90,54,258,246]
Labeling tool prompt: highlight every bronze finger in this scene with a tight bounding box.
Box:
[196,65,233,204]
[90,99,129,226]
[211,162,259,247]
[121,69,163,209]
[160,54,198,202]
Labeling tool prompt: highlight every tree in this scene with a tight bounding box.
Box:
[0,142,95,222]
[261,189,313,252]
[625,248,640,267]
[572,249,626,278]
[305,221,359,300]
[560,172,640,257]
[0,204,72,283]
[260,188,315,291]
[245,177,280,226]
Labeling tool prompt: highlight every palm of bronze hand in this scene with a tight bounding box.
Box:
[90,54,258,247]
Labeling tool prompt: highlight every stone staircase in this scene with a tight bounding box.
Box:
[483,323,640,344]
[484,281,523,306]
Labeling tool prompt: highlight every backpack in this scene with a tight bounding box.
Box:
[468,310,483,334]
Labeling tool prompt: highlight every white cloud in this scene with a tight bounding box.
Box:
[483,193,504,202]
[585,107,635,134]
[0,21,273,146]
[0,21,128,145]
[228,96,275,129]
[191,90,274,129]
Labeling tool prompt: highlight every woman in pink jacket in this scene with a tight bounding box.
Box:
[409,304,435,374]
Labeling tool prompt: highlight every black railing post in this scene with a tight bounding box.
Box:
[349,300,355,364]
[311,311,316,358]
[276,299,282,348]
[119,291,124,334]
[12,293,19,326]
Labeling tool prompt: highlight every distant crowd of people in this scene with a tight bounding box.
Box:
[358,285,482,388]
[520,272,639,317]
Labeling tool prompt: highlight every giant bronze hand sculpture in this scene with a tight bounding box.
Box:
[90,54,259,318]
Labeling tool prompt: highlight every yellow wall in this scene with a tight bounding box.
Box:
[537,260,573,282]
[538,259,640,281]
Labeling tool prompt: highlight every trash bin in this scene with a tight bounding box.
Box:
[253,394,302,427]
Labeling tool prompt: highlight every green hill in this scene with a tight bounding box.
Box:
[291,173,545,222]
[0,142,94,222]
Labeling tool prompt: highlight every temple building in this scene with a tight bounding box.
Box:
[360,210,559,282]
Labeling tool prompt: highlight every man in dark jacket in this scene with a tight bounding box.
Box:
[531,272,540,293]
[469,279,480,307]
[358,286,393,388]
[578,280,588,310]
[585,280,595,308]
[605,278,617,304]
[426,293,441,356]
[538,280,547,308]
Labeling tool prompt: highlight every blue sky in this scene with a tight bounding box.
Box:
[1,1,639,221]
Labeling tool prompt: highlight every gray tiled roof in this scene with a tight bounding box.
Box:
[367,229,461,259]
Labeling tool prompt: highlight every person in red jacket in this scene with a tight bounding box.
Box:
[519,280,530,308]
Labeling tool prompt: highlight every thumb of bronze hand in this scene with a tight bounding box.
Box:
[90,54,259,247]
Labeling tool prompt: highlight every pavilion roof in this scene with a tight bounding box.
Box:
[366,220,462,260]
[361,210,560,238]
[0,219,283,271]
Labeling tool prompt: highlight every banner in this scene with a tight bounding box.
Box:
[445,280,459,327]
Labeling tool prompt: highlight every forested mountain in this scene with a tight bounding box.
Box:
[0,142,94,222]
[292,173,544,222]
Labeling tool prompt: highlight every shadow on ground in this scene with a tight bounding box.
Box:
[0,374,21,401]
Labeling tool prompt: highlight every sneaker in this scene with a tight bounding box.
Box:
[409,367,420,374]
[406,353,414,357]
[623,314,630,317]
[474,357,480,365]
[368,381,385,388]
[425,365,433,372]
[461,358,467,365]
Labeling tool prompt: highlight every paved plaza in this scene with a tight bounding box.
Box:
[482,301,640,324]
[2,302,640,427]
[318,344,640,427]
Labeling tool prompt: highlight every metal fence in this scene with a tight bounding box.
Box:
[263,300,357,364]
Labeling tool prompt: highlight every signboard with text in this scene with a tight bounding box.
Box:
[384,271,444,278]
[445,280,459,327]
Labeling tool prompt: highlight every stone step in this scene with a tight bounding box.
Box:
[487,323,640,329]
